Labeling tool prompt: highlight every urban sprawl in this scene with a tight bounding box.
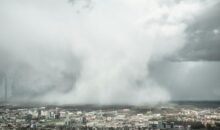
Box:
[0,104,220,130]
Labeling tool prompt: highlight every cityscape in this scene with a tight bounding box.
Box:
[1,0,220,130]
[0,102,220,130]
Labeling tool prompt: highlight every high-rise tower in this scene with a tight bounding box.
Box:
[4,74,7,102]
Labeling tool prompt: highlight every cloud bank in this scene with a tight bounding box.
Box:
[0,0,218,105]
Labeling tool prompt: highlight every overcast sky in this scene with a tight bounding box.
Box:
[0,0,220,105]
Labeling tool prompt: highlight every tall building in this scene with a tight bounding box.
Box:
[1,73,7,102]
[4,74,7,102]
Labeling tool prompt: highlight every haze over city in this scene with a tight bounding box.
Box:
[0,0,220,105]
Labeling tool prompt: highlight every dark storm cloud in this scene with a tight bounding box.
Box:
[174,2,220,61]
[148,1,220,101]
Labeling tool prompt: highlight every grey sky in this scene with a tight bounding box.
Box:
[150,1,220,101]
[175,2,220,61]
[0,0,220,105]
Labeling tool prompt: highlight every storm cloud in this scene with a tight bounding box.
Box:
[0,0,220,105]
[174,1,220,61]
[150,1,220,101]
